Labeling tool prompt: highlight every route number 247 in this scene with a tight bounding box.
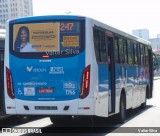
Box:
[60,23,74,31]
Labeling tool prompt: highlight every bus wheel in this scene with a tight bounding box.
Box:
[117,93,126,124]
[50,116,72,125]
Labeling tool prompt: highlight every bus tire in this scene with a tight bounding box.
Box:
[50,116,72,125]
[117,93,126,124]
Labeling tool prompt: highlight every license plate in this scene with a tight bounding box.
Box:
[38,88,54,94]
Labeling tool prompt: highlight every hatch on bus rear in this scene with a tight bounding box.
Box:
[7,16,86,101]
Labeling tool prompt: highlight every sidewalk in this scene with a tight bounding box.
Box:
[154,76,160,80]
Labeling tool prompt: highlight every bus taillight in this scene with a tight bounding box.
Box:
[6,67,15,99]
[80,65,90,99]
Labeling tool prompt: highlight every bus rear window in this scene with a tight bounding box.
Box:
[10,21,84,58]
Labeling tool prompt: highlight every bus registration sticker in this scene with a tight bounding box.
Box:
[24,87,35,96]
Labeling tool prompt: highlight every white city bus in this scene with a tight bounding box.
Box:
[4,15,154,124]
[0,29,6,118]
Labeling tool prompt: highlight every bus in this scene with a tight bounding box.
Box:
[0,30,30,121]
[4,15,154,124]
[0,29,6,118]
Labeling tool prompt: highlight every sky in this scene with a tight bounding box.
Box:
[32,0,160,38]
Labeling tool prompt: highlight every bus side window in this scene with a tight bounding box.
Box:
[0,40,5,49]
[127,40,134,65]
[99,31,107,62]
[93,28,107,63]
[119,38,124,64]
[145,46,149,66]
[114,37,119,63]
[141,45,144,66]
[93,28,101,62]
[137,44,141,65]
[134,43,138,65]
[124,39,128,64]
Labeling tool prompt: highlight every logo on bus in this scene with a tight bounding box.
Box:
[49,67,64,74]
[26,66,33,72]
[26,66,47,73]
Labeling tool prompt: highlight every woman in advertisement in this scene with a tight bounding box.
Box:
[14,26,36,52]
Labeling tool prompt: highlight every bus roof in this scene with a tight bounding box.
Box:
[8,15,86,23]
[87,17,151,46]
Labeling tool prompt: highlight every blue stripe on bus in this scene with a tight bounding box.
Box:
[98,65,110,92]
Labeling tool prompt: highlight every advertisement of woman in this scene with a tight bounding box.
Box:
[14,26,36,52]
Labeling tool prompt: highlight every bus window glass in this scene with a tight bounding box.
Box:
[127,40,133,65]
[124,39,127,64]
[93,29,107,63]
[141,45,145,66]
[114,37,119,63]
[11,21,83,58]
[137,44,141,65]
[119,38,124,63]
[99,31,107,62]
[93,29,100,62]
[134,43,138,65]
[145,46,149,65]
[0,39,5,49]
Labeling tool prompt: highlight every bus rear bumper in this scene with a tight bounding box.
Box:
[5,98,95,116]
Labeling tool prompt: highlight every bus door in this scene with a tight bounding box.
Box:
[0,49,4,113]
[106,34,116,113]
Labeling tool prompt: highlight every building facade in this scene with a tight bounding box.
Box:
[0,0,33,29]
[132,29,160,52]
[149,35,160,53]
[132,29,150,41]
